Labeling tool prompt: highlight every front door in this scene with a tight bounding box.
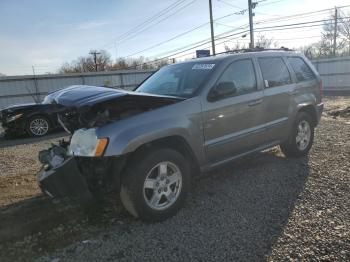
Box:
[201,58,266,165]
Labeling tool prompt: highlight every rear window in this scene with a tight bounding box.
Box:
[288,57,316,82]
[258,57,292,88]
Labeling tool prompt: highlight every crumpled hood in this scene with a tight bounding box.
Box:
[53,85,182,108]
[53,85,184,132]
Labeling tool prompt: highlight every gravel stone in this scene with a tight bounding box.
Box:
[0,97,349,261]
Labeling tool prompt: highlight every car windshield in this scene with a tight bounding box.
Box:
[135,62,217,98]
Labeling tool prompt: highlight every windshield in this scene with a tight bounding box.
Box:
[135,62,217,98]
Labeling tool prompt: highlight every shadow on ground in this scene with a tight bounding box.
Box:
[0,149,310,261]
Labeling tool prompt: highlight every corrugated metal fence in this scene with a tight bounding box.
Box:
[0,70,154,109]
[312,56,350,95]
[1,56,349,109]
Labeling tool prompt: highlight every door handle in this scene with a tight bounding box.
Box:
[248,99,263,106]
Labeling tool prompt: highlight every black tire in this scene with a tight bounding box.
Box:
[280,112,314,158]
[26,115,51,137]
[120,148,191,222]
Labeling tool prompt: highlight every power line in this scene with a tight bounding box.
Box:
[119,0,198,43]
[122,23,210,58]
[216,0,243,10]
[122,11,252,58]
[126,16,350,68]
[122,4,350,59]
[117,0,187,41]
[100,0,197,49]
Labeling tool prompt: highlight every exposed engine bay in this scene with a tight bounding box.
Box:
[54,86,183,133]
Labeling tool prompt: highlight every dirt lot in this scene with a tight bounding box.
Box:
[0,97,349,261]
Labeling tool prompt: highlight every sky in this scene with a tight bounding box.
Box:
[0,0,349,76]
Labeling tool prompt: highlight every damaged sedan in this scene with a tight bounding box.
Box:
[38,51,323,222]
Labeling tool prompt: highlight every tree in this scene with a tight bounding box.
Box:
[255,34,279,49]
[224,34,278,51]
[59,51,170,74]
[224,41,247,51]
[338,11,350,55]
[59,49,112,73]
[319,11,342,57]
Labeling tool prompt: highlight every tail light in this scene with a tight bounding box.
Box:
[319,80,323,98]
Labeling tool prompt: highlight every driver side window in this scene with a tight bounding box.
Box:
[217,59,257,97]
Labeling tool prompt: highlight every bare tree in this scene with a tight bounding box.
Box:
[338,11,350,55]
[60,51,170,74]
[318,11,345,57]
[59,49,111,73]
[224,41,247,51]
[255,34,279,49]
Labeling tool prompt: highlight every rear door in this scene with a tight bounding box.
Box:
[257,56,295,142]
[201,58,266,164]
[287,56,319,100]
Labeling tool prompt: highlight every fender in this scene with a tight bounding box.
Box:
[95,97,206,166]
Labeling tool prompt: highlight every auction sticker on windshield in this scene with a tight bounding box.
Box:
[192,64,215,70]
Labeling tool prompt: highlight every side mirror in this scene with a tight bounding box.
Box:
[210,82,237,100]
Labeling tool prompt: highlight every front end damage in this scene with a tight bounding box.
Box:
[37,139,127,202]
[36,85,182,202]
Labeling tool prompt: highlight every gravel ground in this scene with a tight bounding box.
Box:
[0,97,349,261]
[0,134,66,206]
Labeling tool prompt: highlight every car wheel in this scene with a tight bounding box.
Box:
[120,148,191,222]
[26,115,51,137]
[280,112,314,158]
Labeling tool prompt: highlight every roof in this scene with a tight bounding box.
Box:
[176,48,298,65]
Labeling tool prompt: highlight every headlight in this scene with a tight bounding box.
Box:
[68,128,108,157]
[7,113,23,123]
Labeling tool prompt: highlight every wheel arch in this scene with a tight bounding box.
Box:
[297,104,318,127]
[26,113,53,125]
[125,135,200,177]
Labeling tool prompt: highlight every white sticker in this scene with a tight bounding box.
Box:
[192,64,215,70]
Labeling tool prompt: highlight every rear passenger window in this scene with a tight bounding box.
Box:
[258,57,292,88]
[216,59,257,96]
[288,57,316,82]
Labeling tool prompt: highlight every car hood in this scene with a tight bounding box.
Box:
[1,103,39,112]
[53,85,182,108]
[53,85,184,132]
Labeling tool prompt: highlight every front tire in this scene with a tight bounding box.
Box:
[280,112,314,158]
[120,148,191,222]
[26,115,51,137]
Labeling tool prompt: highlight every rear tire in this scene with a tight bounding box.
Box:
[26,115,51,137]
[280,112,314,158]
[120,148,191,222]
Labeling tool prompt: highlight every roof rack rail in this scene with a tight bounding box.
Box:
[215,46,294,56]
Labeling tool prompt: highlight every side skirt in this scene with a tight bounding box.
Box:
[200,140,281,173]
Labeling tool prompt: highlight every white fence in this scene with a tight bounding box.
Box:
[0,70,154,109]
[312,56,350,95]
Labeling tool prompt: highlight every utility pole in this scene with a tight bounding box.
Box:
[90,51,101,72]
[115,41,119,63]
[248,0,255,48]
[209,0,216,55]
[333,7,338,56]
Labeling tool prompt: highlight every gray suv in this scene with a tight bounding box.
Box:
[38,50,323,222]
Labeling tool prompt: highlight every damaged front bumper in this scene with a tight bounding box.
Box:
[38,156,93,201]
